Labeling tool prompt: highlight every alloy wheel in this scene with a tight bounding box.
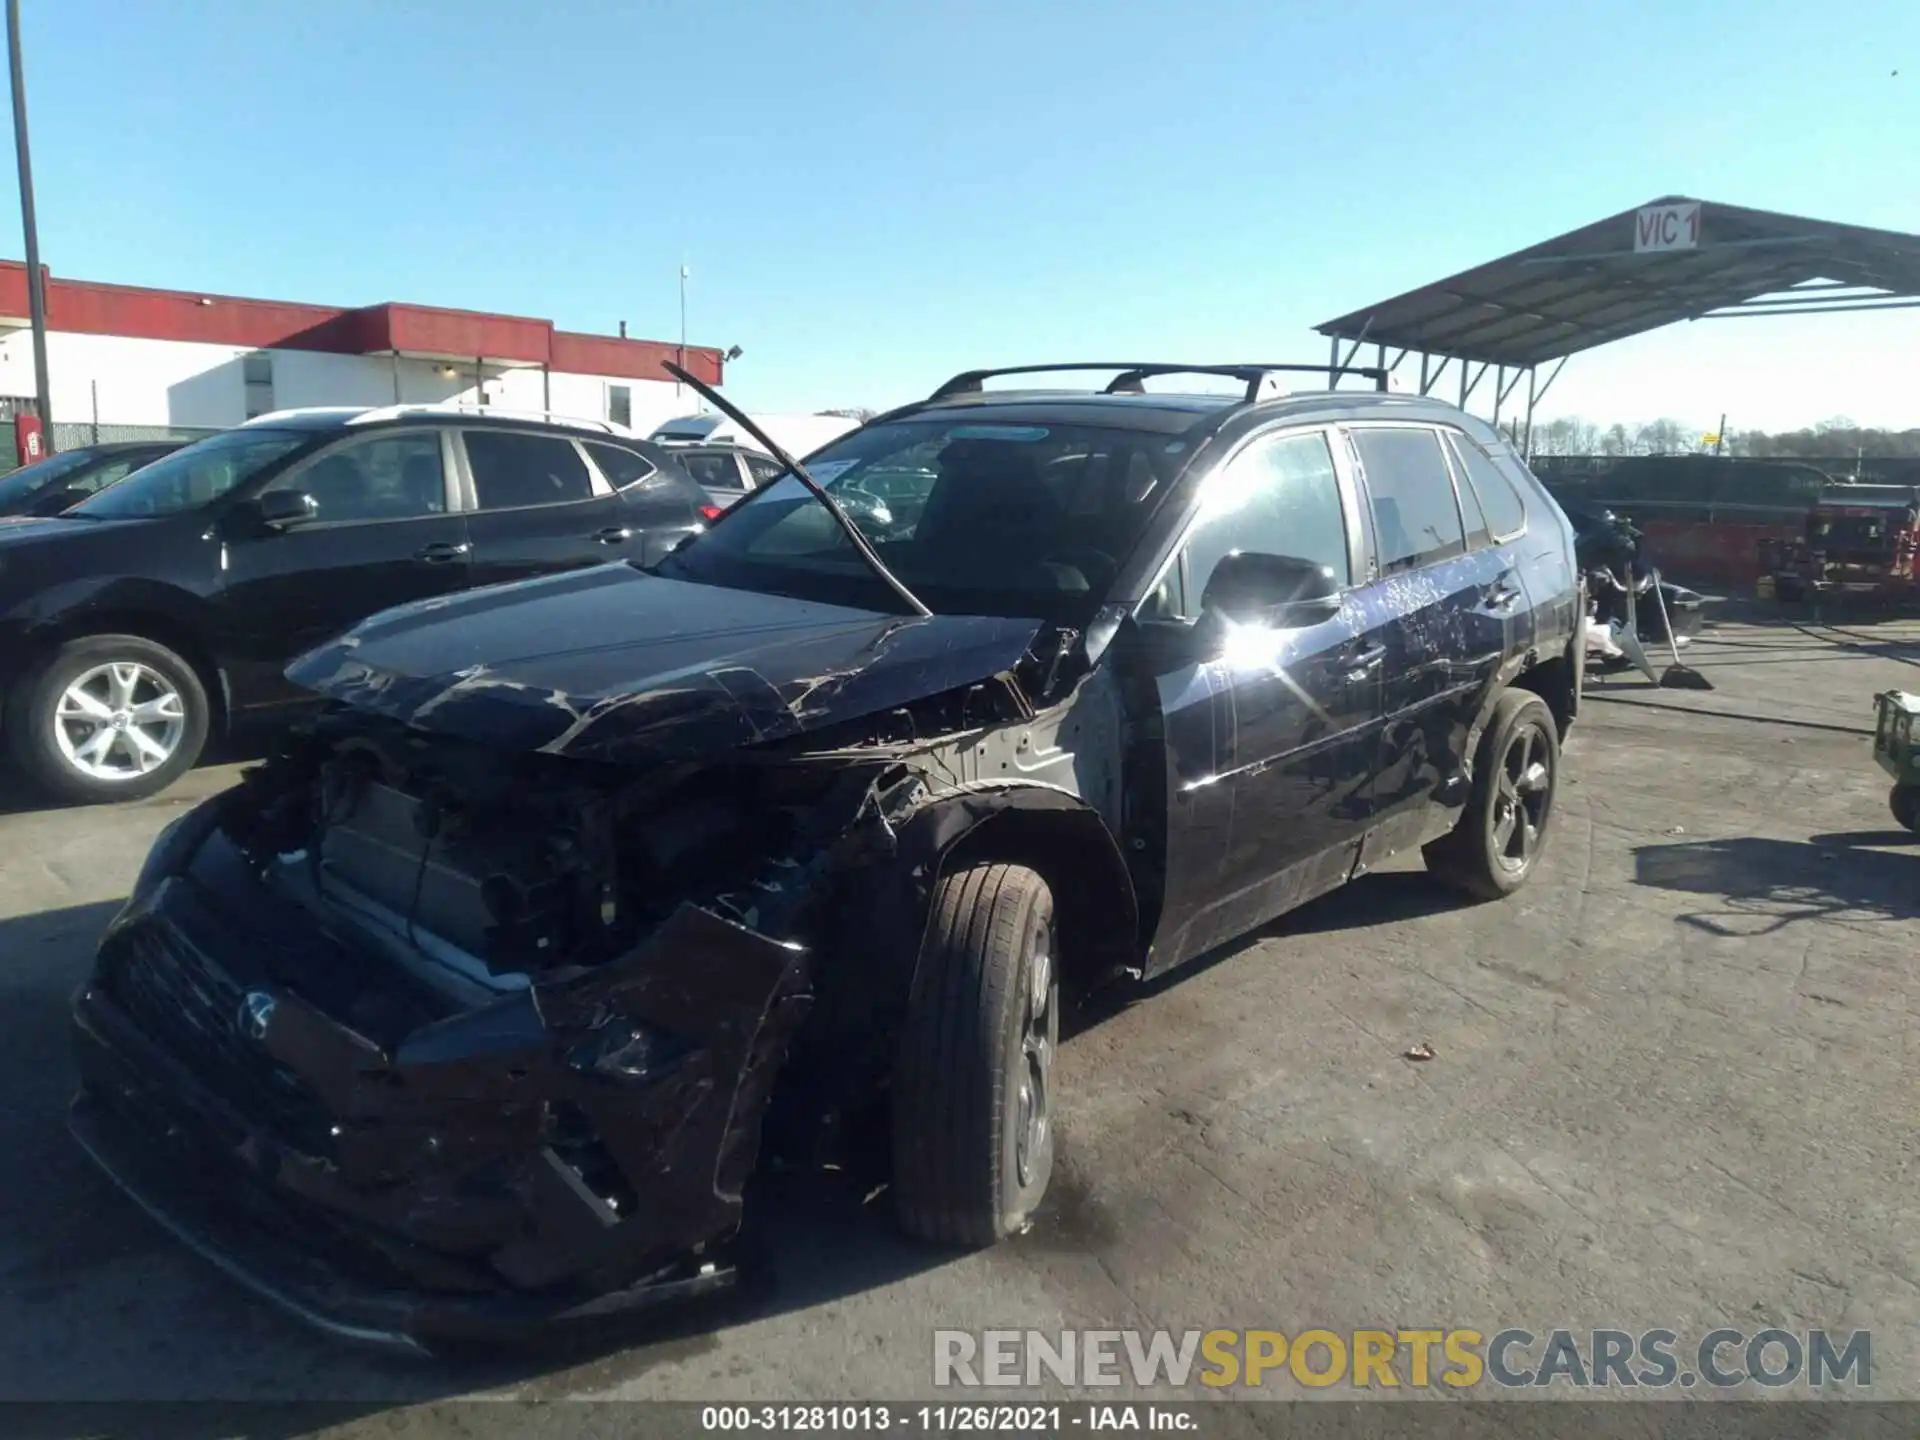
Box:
[52,661,187,782]
[1014,917,1057,1189]
[1491,721,1553,872]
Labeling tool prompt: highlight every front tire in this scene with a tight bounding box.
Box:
[4,634,210,804]
[1424,688,1560,901]
[892,862,1058,1247]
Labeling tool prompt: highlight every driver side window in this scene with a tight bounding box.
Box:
[1149,431,1347,620]
[261,432,448,523]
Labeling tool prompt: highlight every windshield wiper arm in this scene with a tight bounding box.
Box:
[662,361,931,619]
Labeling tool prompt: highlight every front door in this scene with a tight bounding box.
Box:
[1129,426,1386,974]
[218,428,472,714]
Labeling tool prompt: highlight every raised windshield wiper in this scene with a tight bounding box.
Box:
[663,361,931,619]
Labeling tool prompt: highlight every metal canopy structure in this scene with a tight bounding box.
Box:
[1313,196,1920,452]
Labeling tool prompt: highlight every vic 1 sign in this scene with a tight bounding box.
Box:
[1634,202,1702,253]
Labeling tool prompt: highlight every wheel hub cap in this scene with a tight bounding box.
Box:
[53,661,186,782]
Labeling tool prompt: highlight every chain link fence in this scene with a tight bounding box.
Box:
[0,420,220,474]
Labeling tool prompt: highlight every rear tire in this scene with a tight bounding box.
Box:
[892,862,1057,1247]
[1891,784,1920,835]
[4,634,210,805]
[1424,688,1560,901]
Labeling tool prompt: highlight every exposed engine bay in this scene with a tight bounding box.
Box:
[67,630,1138,1350]
[229,712,907,1010]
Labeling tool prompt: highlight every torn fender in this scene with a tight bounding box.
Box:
[848,782,1141,1028]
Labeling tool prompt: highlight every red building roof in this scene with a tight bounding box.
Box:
[0,261,723,384]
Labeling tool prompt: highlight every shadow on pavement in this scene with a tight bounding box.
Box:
[1063,868,1465,1043]
[1631,835,1920,937]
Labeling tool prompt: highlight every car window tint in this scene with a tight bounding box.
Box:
[1180,431,1348,615]
[583,441,657,489]
[74,458,138,495]
[680,452,742,490]
[464,432,593,509]
[1448,433,1528,539]
[1351,427,1466,573]
[1448,445,1491,550]
[745,455,786,487]
[263,432,446,522]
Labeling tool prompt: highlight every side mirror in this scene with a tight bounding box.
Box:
[1201,551,1342,627]
[247,490,320,530]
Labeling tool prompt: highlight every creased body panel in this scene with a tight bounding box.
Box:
[71,865,812,1350]
[285,565,1046,763]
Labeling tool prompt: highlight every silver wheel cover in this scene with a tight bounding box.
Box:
[53,661,187,782]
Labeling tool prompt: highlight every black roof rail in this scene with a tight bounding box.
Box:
[927,361,1390,403]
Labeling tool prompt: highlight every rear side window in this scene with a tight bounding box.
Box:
[584,442,658,489]
[1447,433,1528,540]
[463,432,593,510]
[1350,427,1466,574]
[745,454,786,487]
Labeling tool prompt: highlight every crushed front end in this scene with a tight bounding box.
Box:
[69,712,920,1352]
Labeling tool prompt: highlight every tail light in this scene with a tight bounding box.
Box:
[699,504,723,522]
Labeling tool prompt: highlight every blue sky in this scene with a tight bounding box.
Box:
[7,0,1917,431]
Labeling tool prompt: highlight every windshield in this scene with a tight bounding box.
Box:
[0,448,105,508]
[655,417,1194,618]
[71,429,313,518]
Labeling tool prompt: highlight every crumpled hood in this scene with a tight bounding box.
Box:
[285,563,1046,764]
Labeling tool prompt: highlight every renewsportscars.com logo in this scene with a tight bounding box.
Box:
[932,1328,1872,1391]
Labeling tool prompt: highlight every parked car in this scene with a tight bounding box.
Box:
[649,410,860,457]
[0,405,712,803]
[69,363,1583,1352]
[669,441,789,508]
[0,440,186,519]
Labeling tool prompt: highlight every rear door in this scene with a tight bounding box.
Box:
[456,429,682,587]
[1443,428,1537,660]
[1343,424,1519,858]
[581,440,709,559]
[218,428,472,713]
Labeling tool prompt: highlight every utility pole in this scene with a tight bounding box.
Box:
[7,0,52,444]
[1713,412,1726,457]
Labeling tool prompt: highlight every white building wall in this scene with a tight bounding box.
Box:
[0,329,686,436]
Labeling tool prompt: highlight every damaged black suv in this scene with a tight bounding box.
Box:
[69,362,1584,1352]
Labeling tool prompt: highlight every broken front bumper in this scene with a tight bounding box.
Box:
[68,840,810,1354]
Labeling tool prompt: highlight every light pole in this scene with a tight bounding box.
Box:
[7,0,52,444]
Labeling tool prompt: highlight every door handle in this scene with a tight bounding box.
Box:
[594,526,635,545]
[414,541,471,563]
[1342,642,1386,681]
[1486,576,1522,611]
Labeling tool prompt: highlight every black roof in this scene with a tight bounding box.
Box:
[876,361,1417,438]
[1317,197,1920,368]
